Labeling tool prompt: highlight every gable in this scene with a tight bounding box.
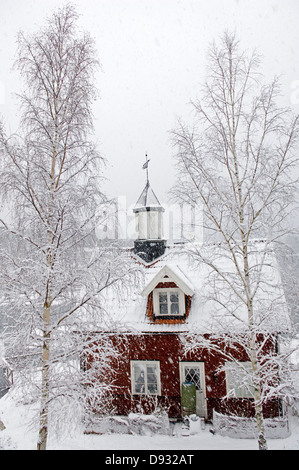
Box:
[141,265,194,298]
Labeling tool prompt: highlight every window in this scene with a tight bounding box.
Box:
[225,362,254,398]
[184,366,201,390]
[131,361,161,395]
[153,288,185,317]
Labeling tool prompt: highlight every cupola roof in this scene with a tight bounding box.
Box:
[134,181,163,211]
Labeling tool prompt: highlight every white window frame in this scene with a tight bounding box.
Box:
[225,361,255,398]
[152,288,185,317]
[130,360,161,396]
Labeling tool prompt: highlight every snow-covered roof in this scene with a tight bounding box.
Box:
[141,264,195,297]
[98,240,290,336]
[133,183,163,210]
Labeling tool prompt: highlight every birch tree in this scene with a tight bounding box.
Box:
[0,5,134,450]
[171,31,299,450]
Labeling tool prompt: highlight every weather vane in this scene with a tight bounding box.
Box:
[142,152,150,185]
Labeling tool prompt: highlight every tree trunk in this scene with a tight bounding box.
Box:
[249,316,268,450]
[255,400,268,450]
[37,304,51,450]
[244,243,268,450]
[37,107,56,451]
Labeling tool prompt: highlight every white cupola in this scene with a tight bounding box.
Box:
[133,155,166,263]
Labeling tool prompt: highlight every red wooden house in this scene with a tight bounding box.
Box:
[89,178,288,423]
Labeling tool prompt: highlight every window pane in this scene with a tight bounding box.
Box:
[147,365,157,382]
[185,367,201,390]
[170,293,179,303]
[170,292,180,315]
[134,363,145,379]
[159,293,167,303]
[159,292,168,314]
[171,302,179,314]
[147,382,158,394]
[135,382,145,394]
[159,303,168,314]
[147,364,158,394]
[147,373,156,382]
[147,365,156,374]
[134,363,145,394]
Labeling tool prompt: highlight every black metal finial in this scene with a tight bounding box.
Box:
[142,152,150,185]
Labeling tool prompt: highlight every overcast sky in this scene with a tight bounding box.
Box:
[1,0,299,208]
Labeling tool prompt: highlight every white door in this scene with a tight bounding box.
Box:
[179,362,207,418]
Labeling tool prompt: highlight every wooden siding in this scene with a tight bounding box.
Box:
[89,332,280,420]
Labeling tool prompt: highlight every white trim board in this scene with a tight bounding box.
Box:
[141,265,194,297]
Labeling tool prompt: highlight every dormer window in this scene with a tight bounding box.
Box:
[141,265,194,323]
[153,288,185,317]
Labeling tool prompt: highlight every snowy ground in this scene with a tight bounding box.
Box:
[0,391,298,451]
